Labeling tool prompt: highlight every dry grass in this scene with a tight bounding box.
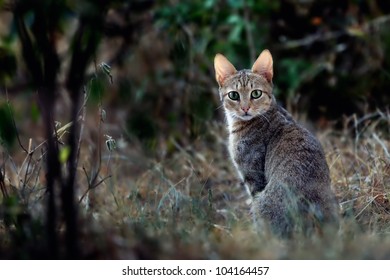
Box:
[1,108,390,259]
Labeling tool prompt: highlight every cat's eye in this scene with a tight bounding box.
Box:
[251,90,263,99]
[228,91,240,101]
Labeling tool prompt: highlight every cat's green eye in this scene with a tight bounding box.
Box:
[251,90,263,99]
[228,91,240,101]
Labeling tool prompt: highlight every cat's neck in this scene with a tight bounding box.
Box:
[227,103,286,135]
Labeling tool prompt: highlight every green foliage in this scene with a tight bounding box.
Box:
[130,0,277,147]
[155,0,274,65]
[154,0,390,122]
[277,58,312,97]
[59,145,71,163]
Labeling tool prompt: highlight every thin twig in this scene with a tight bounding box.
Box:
[78,174,112,204]
[373,133,390,159]
[0,160,8,199]
[280,14,390,49]
[354,194,382,219]
[281,31,345,49]
[243,4,255,62]
[5,89,28,153]
[75,88,88,170]
[21,152,34,196]
[82,166,91,185]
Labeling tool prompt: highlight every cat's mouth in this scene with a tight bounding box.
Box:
[229,112,254,121]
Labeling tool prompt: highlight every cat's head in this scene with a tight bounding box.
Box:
[214,50,274,122]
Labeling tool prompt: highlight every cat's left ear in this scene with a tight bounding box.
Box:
[251,49,273,83]
[214,54,237,86]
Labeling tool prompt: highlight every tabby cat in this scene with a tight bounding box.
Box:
[214,50,339,237]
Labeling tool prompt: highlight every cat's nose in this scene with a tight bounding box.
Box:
[241,106,250,113]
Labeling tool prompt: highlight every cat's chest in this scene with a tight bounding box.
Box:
[228,131,268,193]
[228,131,266,170]
[228,133,242,160]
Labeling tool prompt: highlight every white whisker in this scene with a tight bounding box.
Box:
[215,104,224,111]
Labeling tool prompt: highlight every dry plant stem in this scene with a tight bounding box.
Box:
[63,5,110,257]
[32,158,43,193]
[78,166,111,204]
[78,63,114,205]
[87,104,103,189]
[21,152,33,196]
[5,89,40,199]
[373,133,390,159]
[353,114,361,156]
[78,60,114,206]
[353,111,382,128]
[6,91,28,154]
[0,163,8,199]
[6,92,39,191]
[97,104,103,178]
[76,89,88,171]
[78,104,110,204]
[243,4,255,62]
[281,15,390,49]
[354,194,383,219]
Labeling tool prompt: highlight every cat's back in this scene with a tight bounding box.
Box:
[265,105,330,189]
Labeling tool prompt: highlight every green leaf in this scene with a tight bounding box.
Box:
[228,24,244,43]
[226,14,242,25]
[204,0,216,9]
[59,145,71,163]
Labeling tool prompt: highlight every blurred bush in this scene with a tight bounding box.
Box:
[1,0,390,148]
[120,0,390,147]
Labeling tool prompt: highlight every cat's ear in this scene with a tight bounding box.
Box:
[214,54,237,86]
[251,49,273,82]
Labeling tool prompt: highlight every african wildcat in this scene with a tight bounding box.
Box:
[214,50,339,237]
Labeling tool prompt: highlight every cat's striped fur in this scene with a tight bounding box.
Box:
[214,50,339,237]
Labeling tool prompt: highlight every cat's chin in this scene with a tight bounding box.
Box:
[235,114,255,121]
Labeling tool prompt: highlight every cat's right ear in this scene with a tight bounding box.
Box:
[214,54,237,86]
[251,49,273,83]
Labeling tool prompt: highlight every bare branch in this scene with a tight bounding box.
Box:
[280,14,390,49]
